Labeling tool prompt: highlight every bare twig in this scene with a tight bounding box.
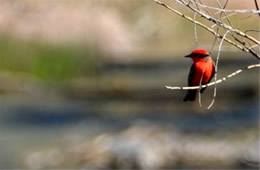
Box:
[165,64,260,90]
[214,0,242,58]
[254,0,260,16]
[193,12,199,48]
[193,0,201,11]
[215,0,234,27]
[220,12,237,20]
[209,35,218,54]
[197,0,212,16]
[249,44,259,50]
[245,29,260,34]
[207,30,231,109]
[222,0,229,9]
[190,0,260,14]
[153,0,260,59]
[198,57,207,107]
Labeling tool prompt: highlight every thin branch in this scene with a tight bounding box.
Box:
[245,29,260,34]
[193,12,199,48]
[165,64,260,90]
[190,0,260,14]
[197,0,212,16]
[222,0,229,9]
[193,0,201,11]
[220,12,237,20]
[249,44,260,50]
[198,55,207,107]
[214,0,241,58]
[254,0,260,16]
[207,30,231,109]
[215,0,234,28]
[209,34,218,54]
[153,0,260,59]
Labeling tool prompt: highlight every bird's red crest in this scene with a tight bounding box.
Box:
[191,49,209,55]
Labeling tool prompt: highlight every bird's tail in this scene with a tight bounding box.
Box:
[183,90,197,102]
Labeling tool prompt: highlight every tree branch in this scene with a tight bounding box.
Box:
[153,0,260,59]
[254,0,260,16]
[176,0,260,46]
[165,63,260,90]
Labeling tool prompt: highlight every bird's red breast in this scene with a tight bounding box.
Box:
[191,57,215,86]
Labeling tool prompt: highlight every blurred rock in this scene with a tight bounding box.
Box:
[240,138,260,168]
[25,149,64,169]
[24,123,259,169]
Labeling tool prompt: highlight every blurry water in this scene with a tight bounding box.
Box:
[0,94,258,167]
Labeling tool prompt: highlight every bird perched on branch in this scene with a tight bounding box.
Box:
[183,49,215,102]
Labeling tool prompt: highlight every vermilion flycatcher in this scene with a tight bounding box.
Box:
[183,49,215,102]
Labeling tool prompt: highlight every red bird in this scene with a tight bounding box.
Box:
[183,49,215,102]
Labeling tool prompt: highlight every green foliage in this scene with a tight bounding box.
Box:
[0,35,102,81]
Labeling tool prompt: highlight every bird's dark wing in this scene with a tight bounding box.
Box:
[183,64,197,102]
[188,64,195,86]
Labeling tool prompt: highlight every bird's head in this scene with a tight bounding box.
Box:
[185,49,209,62]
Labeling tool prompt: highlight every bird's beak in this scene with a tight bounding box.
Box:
[185,54,192,58]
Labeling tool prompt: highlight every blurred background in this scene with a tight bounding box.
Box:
[0,0,259,168]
